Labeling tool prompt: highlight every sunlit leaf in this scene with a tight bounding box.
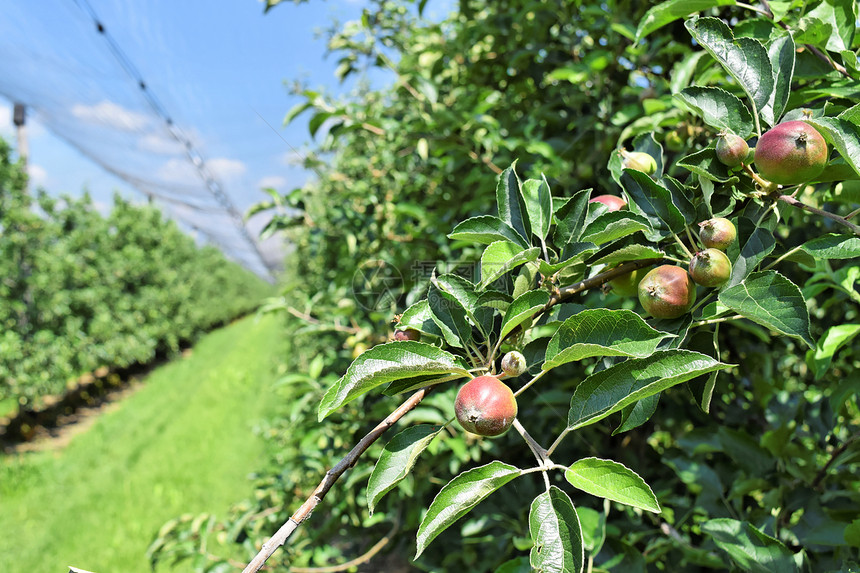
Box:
[319,342,470,420]
[529,487,584,573]
[568,350,732,430]
[719,271,814,348]
[702,519,799,573]
[415,461,521,558]
[544,309,674,369]
[367,425,444,514]
[564,457,661,513]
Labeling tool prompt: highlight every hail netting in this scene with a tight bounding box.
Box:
[0,0,278,279]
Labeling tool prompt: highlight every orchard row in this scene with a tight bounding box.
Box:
[0,139,273,409]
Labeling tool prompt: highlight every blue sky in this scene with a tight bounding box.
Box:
[0,0,436,271]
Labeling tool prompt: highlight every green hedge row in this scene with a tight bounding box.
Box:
[0,138,274,408]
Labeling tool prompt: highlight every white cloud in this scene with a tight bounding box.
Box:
[280,150,306,166]
[27,164,47,186]
[71,100,149,132]
[256,175,286,189]
[138,132,185,155]
[157,157,197,183]
[157,156,246,184]
[209,157,246,180]
[0,102,12,137]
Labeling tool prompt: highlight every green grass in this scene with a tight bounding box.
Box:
[0,313,285,572]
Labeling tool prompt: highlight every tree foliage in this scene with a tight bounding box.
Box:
[154,0,860,571]
[0,139,272,408]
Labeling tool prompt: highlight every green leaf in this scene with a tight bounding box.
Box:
[544,309,675,370]
[554,189,592,245]
[575,507,606,554]
[806,324,860,379]
[479,241,542,290]
[564,457,661,513]
[521,175,553,242]
[807,117,860,179]
[415,461,521,558]
[613,393,660,434]
[579,211,652,245]
[567,350,732,430]
[396,299,444,338]
[496,162,531,246]
[702,519,798,573]
[428,283,472,348]
[685,17,774,126]
[728,222,776,286]
[793,17,833,49]
[670,51,710,94]
[283,100,313,126]
[635,0,737,41]
[500,290,551,341]
[448,216,530,248]
[676,145,738,183]
[719,271,814,348]
[764,33,795,125]
[620,170,686,240]
[801,233,860,259]
[662,175,698,225]
[675,86,754,137]
[367,425,443,514]
[434,274,494,335]
[319,342,470,420]
[846,520,860,548]
[806,0,856,53]
[589,244,663,266]
[529,487,584,573]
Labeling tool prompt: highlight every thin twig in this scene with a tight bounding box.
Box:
[811,432,860,489]
[548,258,665,306]
[286,307,361,334]
[242,387,434,573]
[289,513,401,573]
[513,419,551,490]
[693,315,743,327]
[734,2,770,16]
[776,194,860,236]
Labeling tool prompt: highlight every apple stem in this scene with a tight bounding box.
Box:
[686,223,701,249]
[743,164,778,192]
[688,292,716,316]
[513,369,548,397]
[692,314,744,327]
[763,245,803,271]
[664,255,688,265]
[672,233,694,260]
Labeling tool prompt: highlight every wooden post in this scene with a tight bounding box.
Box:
[13,103,27,168]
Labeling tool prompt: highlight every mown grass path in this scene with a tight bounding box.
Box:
[0,313,284,572]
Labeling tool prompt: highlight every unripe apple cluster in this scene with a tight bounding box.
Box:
[609,218,737,319]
